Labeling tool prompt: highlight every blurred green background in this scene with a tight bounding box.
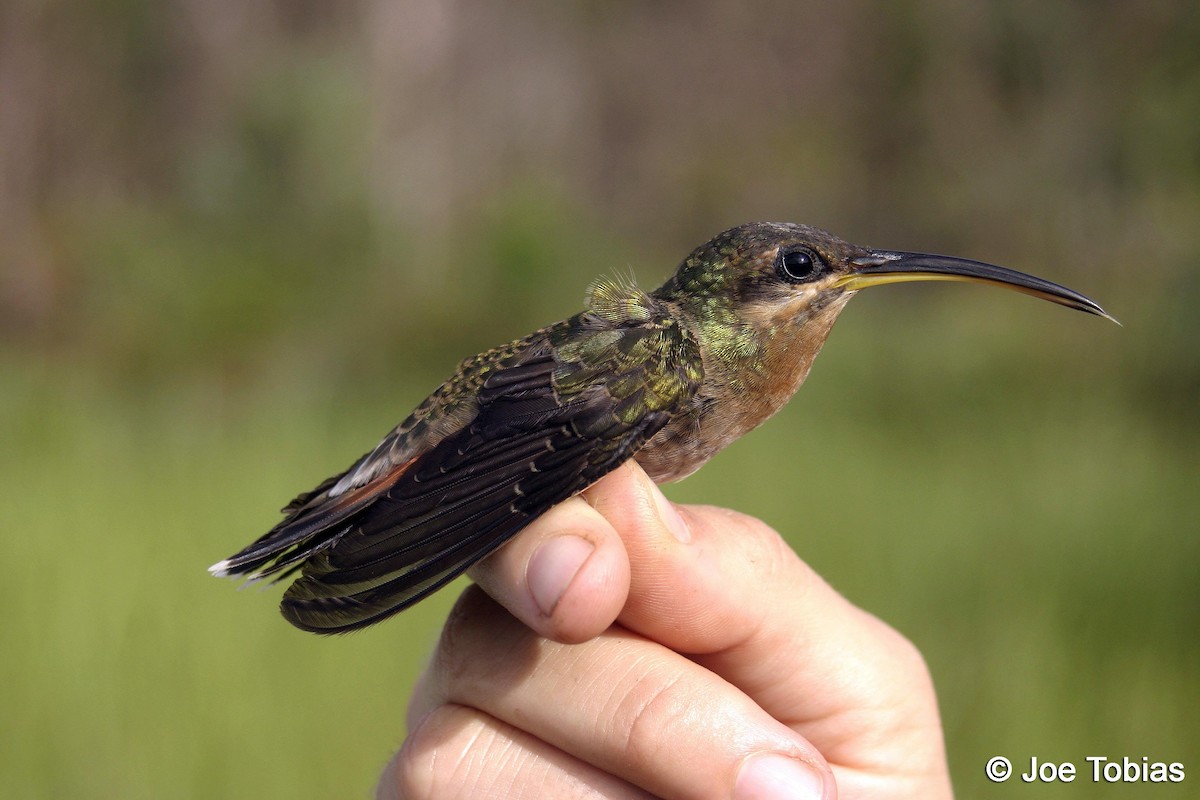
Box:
[3,1,1197,797]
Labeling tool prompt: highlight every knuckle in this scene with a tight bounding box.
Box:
[612,667,693,769]
[430,586,497,688]
[431,585,540,695]
[709,506,800,579]
[877,620,934,687]
[387,705,488,800]
[854,613,942,735]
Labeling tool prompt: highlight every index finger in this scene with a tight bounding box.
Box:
[585,462,950,781]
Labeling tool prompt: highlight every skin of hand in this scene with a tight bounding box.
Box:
[378,461,954,800]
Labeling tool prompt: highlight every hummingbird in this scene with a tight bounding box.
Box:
[210,222,1113,633]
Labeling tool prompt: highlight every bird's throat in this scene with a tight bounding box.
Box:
[638,293,848,482]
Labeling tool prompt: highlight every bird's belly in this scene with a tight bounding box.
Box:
[635,403,743,483]
[634,368,802,483]
[634,440,710,483]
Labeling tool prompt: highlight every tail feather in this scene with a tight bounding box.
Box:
[281,503,532,633]
[273,414,595,632]
[284,480,528,598]
[210,462,412,579]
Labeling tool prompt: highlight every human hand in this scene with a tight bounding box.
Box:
[379,461,953,799]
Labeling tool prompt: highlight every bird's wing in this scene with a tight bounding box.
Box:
[217,312,701,633]
[210,327,555,581]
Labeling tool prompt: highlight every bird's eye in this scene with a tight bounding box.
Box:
[777,248,824,283]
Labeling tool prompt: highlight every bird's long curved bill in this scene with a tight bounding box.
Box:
[837,251,1116,322]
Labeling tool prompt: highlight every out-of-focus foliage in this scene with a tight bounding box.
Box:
[2,1,1196,798]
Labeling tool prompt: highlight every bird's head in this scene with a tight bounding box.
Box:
[655,222,1113,353]
[651,221,1113,395]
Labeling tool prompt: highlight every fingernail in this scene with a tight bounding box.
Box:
[734,753,826,800]
[527,535,595,616]
[647,478,691,543]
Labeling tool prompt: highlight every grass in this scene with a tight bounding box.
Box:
[4,303,1196,798]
